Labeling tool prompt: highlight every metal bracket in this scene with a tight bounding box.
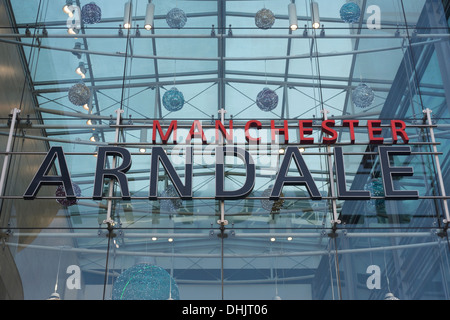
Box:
[217,219,228,226]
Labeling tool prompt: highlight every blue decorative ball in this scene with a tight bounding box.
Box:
[55,183,81,207]
[256,88,278,112]
[364,177,385,211]
[340,2,361,23]
[166,8,187,29]
[81,2,102,24]
[163,87,185,112]
[255,8,275,29]
[112,264,180,300]
[352,83,374,108]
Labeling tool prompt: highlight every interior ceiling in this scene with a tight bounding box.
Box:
[3,0,433,222]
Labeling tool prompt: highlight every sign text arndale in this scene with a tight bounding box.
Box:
[23,119,419,201]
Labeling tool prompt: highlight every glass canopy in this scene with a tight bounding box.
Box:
[0,0,449,300]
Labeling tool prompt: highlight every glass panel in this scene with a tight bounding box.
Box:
[6,228,109,300]
[333,229,450,300]
[223,229,336,300]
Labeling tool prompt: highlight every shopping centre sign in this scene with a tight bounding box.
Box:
[23,119,419,201]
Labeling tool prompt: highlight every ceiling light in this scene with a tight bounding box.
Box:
[384,293,400,300]
[139,128,147,153]
[299,147,305,152]
[63,0,74,17]
[168,238,174,242]
[288,2,298,31]
[67,27,79,35]
[87,118,96,130]
[270,237,276,242]
[90,133,98,142]
[75,62,86,79]
[311,2,320,29]
[144,1,155,30]
[287,236,293,241]
[123,2,132,29]
[83,94,92,112]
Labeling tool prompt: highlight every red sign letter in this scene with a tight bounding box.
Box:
[391,120,409,144]
[322,120,337,144]
[343,120,359,144]
[271,120,289,143]
[215,120,233,144]
[152,120,177,144]
[245,120,262,144]
[299,120,314,144]
[186,120,207,144]
[368,120,384,144]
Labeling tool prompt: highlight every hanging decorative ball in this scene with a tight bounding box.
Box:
[162,87,185,112]
[68,82,91,106]
[261,187,284,213]
[81,2,102,24]
[166,8,187,29]
[339,2,361,23]
[255,8,276,29]
[256,87,279,112]
[112,263,180,300]
[364,177,385,212]
[352,83,375,109]
[160,185,183,213]
[55,183,81,207]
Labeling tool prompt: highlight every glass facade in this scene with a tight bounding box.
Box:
[0,0,449,300]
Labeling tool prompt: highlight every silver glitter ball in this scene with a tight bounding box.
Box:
[255,8,275,29]
[166,8,187,29]
[68,82,91,106]
[352,83,375,109]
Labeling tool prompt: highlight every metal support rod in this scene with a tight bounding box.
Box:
[322,109,340,226]
[3,33,450,39]
[424,108,449,226]
[11,231,436,239]
[0,108,20,199]
[104,109,124,226]
[217,108,228,226]
[1,37,446,63]
[7,238,440,258]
